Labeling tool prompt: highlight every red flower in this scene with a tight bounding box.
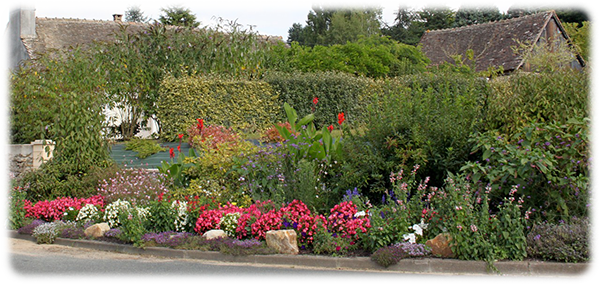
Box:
[169,147,175,159]
[312,97,318,105]
[197,118,204,130]
[178,133,184,140]
[337,112,345,125]
[327,125,334,132]
[177,145,181,152]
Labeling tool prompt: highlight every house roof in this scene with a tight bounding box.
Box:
[20,17,283,61]
[418,11,578,72]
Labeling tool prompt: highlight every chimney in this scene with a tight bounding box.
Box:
[113,14,123,22]
[8,1,35,36]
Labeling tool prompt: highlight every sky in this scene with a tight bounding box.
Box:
[4,0,593,40]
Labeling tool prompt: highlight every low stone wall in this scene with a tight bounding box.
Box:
[9,140,55,178]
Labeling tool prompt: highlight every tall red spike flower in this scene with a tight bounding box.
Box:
[312,97,319,105]
[169,147,175,159]
[337,112,345,125]
[197,118,204,131]
[328,125,334,132]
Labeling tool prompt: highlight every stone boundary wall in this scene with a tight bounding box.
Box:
[9,140,54,178]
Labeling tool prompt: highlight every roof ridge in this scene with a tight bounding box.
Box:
[36,17,149,26]
[426,10,554,34]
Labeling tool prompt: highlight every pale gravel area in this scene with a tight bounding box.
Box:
[9,237,149,260]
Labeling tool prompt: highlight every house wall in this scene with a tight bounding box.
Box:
[9,140,55,178]
[8,8,36,70]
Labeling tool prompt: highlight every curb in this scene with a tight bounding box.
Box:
[9,231,589,276]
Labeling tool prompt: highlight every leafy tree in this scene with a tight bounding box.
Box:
[454,6,503,27]
[395,1,415,29]
[527,1,598,25]
[287,23,310,45]
[418,6,455,31]
[325,8,382,45]
[125,6,149,23]
[506,1,535,19]
[287,6,382,47]
[158,6,200,28]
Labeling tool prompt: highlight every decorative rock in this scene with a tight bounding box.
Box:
[265,229,299,255]
[202,229,227,240]
[425,233,455,258]
[84,223,110,238]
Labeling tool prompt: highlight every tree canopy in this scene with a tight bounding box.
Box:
[125,1,148,23]
[287,6,383,46]
[158,6,200,28]
[454,1,502,27]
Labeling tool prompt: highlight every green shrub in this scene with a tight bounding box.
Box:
[461,117,589,221]
[157,75,279,141]
[262,71,377,128]
[124,138,166,159]
[526,217,589,263]
[339,72,488,198]
[486,70,589,134]
[265,35,429,78]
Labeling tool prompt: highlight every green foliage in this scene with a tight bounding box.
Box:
[118,208,148,247]
[157,75,279,140]
[461,117,589,221]
[428,174,527,270]
[124,138,166,158]
[8,182,29,230]
[10,47,108,144]
[97,20,272,139]
[158,6,200,28]
[339,72,488,199]
[486,69,588,135]
[288,7,382,47]
[563,21,590,61]
[454,1,502,27]
[263,71,375,128]
[145,200,178,233]
[417,1,455,30]
[268,36,428,78]
[158,148,198,189]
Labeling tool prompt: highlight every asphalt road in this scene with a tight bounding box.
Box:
[1,237,598,284]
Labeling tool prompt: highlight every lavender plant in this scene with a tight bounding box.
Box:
[371,245,407,267]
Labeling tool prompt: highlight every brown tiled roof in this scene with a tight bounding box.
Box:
[21,17,284,60]
[419,11,570,72]
[21,18,147,59]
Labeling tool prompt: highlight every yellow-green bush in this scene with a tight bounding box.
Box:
[157,75,280,141]
[183,137,258,204]
[263,71,380,128]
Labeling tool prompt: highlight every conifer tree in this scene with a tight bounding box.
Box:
[158,1,200,28]
[125,1,148,23]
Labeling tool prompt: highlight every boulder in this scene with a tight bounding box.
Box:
[265,229,299,255]
[84,223,110,238]
[425,233,455,258]
[202,229,227,240]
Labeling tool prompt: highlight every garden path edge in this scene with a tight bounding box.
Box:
[8,231,588,276]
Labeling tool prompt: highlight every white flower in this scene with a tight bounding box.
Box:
[411,224,423,236]
[403,233,416,244]
[354,211,366,218]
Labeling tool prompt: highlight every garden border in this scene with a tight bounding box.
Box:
[9,231,588,276]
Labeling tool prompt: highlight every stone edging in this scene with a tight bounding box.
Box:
[9,231,589,276]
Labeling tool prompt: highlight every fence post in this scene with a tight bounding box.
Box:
[31,139,55,169]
